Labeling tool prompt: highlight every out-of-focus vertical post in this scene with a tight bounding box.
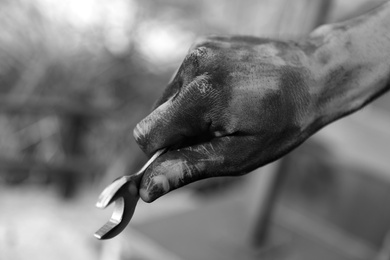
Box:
[59,114,85,199]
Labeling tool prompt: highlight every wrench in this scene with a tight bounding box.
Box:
[94,148,167,240]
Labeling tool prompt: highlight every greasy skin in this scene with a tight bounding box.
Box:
[134,2,390,202]
[134,37,318,202]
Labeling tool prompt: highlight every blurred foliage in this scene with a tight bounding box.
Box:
[0,0,209,186]
[0,0,252,188]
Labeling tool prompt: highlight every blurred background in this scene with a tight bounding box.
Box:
[1,0,390,259]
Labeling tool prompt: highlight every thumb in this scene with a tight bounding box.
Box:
[139,135,258,202]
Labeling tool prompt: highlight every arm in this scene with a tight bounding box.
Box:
[134,2,390,202]
[304,1,390,125]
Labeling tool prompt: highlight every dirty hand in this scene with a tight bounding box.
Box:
[133,36,326,202]
[134,2,390,202]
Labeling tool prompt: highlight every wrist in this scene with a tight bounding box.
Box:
[303,2,390,126]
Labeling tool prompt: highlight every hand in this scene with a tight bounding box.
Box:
[133,36,324,202]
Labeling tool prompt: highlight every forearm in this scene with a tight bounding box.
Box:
[303,1,390,124]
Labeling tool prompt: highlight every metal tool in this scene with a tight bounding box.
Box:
[94,148,167,240]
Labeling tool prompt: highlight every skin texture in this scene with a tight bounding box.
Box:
[134,2,390,202]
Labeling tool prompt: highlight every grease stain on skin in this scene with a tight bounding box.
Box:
[157,159,188,188]
[152,175,170,193]
[151,156,210,194]
[275,66,311,128]
[186,144,225,169]
[187,144,212,156]
[252,44,287,66]
[133,96,175,143]
[133,124,145,143]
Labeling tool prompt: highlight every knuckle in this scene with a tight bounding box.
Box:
[187,36,222,60]
[182,45,213,75]
[183,36,231,73]
[186,46,210,65]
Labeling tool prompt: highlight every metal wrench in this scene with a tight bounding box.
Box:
[94,148,167,240]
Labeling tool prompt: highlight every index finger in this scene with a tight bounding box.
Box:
[133,73,218,156]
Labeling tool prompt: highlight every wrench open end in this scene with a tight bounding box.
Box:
[94,178,140,240]
[95,176,129,209]
[94,148,167,240]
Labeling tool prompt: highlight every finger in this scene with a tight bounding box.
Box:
[133,73,222,156]
[139,135,261,202]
